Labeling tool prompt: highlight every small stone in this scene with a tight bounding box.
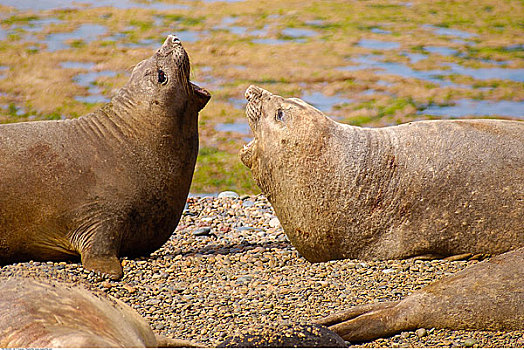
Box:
[269,217,281,228]
[123,284,137,293]
[218,191,239,198]
[242,200,255,208]
[415,328,427,338]
[463,338,477,347]
[101,281,112,289]
[193,227,213,236]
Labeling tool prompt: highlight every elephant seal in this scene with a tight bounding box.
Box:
[217,324,346,348]
[240,85,523,262]
[316,247,524,342]
[0,35,210,279]
[0,278,201,347]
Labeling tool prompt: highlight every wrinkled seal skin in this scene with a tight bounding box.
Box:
[240,86,523,262]
[0,36,210,279]
[316,247,524,342]
[0,278,201,347]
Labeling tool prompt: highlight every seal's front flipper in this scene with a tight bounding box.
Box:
[81,253,123,280]
[315,301,402,342]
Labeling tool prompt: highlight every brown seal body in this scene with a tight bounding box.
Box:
[0,277,200,347]
[0,36,210,279]
[240,86,523,262]
[316,247,524,341]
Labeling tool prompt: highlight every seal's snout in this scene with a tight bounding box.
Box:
[164,35,182,47]
[246,85,264,102]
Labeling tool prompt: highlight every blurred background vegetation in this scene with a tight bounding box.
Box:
[0,0,522,194]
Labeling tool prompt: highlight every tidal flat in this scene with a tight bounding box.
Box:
[0,0,522,193]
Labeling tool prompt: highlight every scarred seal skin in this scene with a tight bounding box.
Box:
[0,36,210,279]
[316,247,524,342]
[240,86,523,262]
[0,278,201,347]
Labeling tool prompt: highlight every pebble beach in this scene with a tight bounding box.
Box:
[1,194,522,348]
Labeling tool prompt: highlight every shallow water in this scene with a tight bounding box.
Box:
[424,46,458,56]
[45,24,107,52]
[423,25,477,39]
[1,0,188,11]
[59,61,96,70]
[228,97,245,109]
[444,62,524,82]
[121,38,158,48]
[341,54,524,86]
[249,25,314,44]
[73,70,117,87]
[370,27,391,34]
[215,121,251,135]
[404,53,428,63]
[251,38,287,45]
[0,17,62,43]
[0,66,8,80]
[176,30,207,43]
[201,0,244,2]
[420,99,524,118]
[75,93,110,104]
[71,69,117,104]
[301,91,353,112]
[214,17,248,35]
[340,54,456,86]
[357,39,400,50]
[281,28,317,39]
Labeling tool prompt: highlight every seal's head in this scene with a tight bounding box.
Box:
[240,85,334,195]
[119,35,210,116]
[240,86,345,262]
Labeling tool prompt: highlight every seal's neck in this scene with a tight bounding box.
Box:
[100,87,197,141]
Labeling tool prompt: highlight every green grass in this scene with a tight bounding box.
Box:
[191,146,257,195]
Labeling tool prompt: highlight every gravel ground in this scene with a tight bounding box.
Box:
[1,195,523,348]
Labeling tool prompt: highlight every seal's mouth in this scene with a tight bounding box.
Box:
[191,82,211,109]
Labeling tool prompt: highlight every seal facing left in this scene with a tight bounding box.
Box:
[0,35,210,279]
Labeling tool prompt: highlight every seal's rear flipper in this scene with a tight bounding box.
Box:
[315,301,404,342]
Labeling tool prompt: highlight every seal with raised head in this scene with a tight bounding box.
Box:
[316,247,524,342]
[0,277,201,347]
[0,35,210,279]
[240,86,523,262]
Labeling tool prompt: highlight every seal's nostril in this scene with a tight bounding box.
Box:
[169,35,181,45]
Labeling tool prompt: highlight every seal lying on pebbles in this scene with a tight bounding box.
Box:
[0,278,201,347]
[0,35,210,279]
[240,86,523,262]
[316,247,524,342]
[217,324,346,348]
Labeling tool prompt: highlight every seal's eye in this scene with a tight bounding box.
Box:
[275,109,285,122]
[158,69,168,85]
